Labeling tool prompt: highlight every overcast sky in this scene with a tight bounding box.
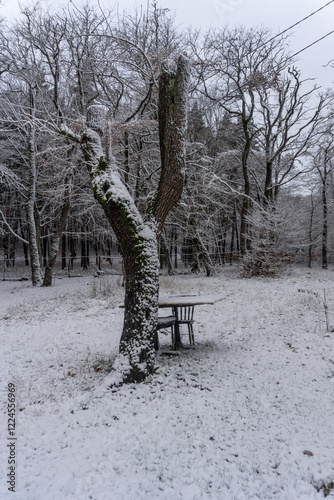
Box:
[1,0,333,89]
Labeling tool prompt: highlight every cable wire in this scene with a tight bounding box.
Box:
[258,0,334,49]
[213,2,334,96]
[289,29,334,60]
[223,20,334,96]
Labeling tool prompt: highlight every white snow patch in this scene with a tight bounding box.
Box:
[1,266,334,499]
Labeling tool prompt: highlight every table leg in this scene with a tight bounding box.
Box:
[173,306,183,349]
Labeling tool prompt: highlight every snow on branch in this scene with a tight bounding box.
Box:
[82,105,156,241]
[161,59,177,76]
[87,105,108,136]
[59,123,81,143]
[0,164,27,194]
[0,210,29,245]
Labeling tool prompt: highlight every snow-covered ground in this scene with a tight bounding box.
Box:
[1,265,334,500]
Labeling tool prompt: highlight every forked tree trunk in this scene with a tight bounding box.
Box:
[79,55,190,384]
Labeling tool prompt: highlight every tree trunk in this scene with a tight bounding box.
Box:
[81,123,160,382]
[42,193,70,286]
[77,55,190,384]
[221,212,228,265]
[240,134,252,255]
[307,193,315,268]
[124,131,130,189]
[69,220,76,271]
[26,95,42,286]
[61,233,67,270]
[189,226,215,277]
[174,229,178,269]
[42,225,49,268]
[322,182,328,270]
[160,230,174,275]
[264,160,274,204]
[152,56,189,231]
[81,235,87,269]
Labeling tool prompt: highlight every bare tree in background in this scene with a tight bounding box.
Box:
[309,123,334,269]
[193,26,289,254]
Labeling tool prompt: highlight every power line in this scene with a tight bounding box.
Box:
[203,25,334,104]
[259,0,334,50]
[236,28,334,95]
[213,2,334,96]
[289,29,334,60]
[223,0,334,96]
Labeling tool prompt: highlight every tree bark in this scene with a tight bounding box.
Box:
[26,92,42,286]
[152,56,189,230]
[322,181,328,270]
[42,192,70,286]
[78,55,190,384]
[81,123,160,382]
[240,128,252,256]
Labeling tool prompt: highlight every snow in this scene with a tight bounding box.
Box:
[85,128,105,164]
[158,294,225,306]
[87,105,108,135]
[1,265,334,499]
[161,59,177,76]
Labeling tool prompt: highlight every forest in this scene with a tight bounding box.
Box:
[1,2,334,381]
[1,2,333,281]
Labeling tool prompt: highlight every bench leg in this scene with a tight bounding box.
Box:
[154,330,160,351]
[173,321,183,349]
[188,324,195,345]
[172,307,183,349]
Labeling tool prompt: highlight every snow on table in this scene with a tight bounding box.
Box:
[158,294,225,307]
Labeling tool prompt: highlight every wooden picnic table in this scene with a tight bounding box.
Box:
[158,294,224,349]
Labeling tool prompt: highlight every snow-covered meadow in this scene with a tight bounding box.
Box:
[1,264,334,499]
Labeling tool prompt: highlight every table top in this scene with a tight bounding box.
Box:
[158,294,224,307]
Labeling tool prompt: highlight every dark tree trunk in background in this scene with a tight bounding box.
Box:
[61,233,67,270]
[322,182,328,270]
[42,192,70,286]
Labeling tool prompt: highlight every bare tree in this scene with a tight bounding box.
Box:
[0,25,45,284]
[193,26,290,254]
[0,7,76,285]
[191,25,331,272]
[60,55,190,384]
[309,123,334,269]
[254,69,329,204]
